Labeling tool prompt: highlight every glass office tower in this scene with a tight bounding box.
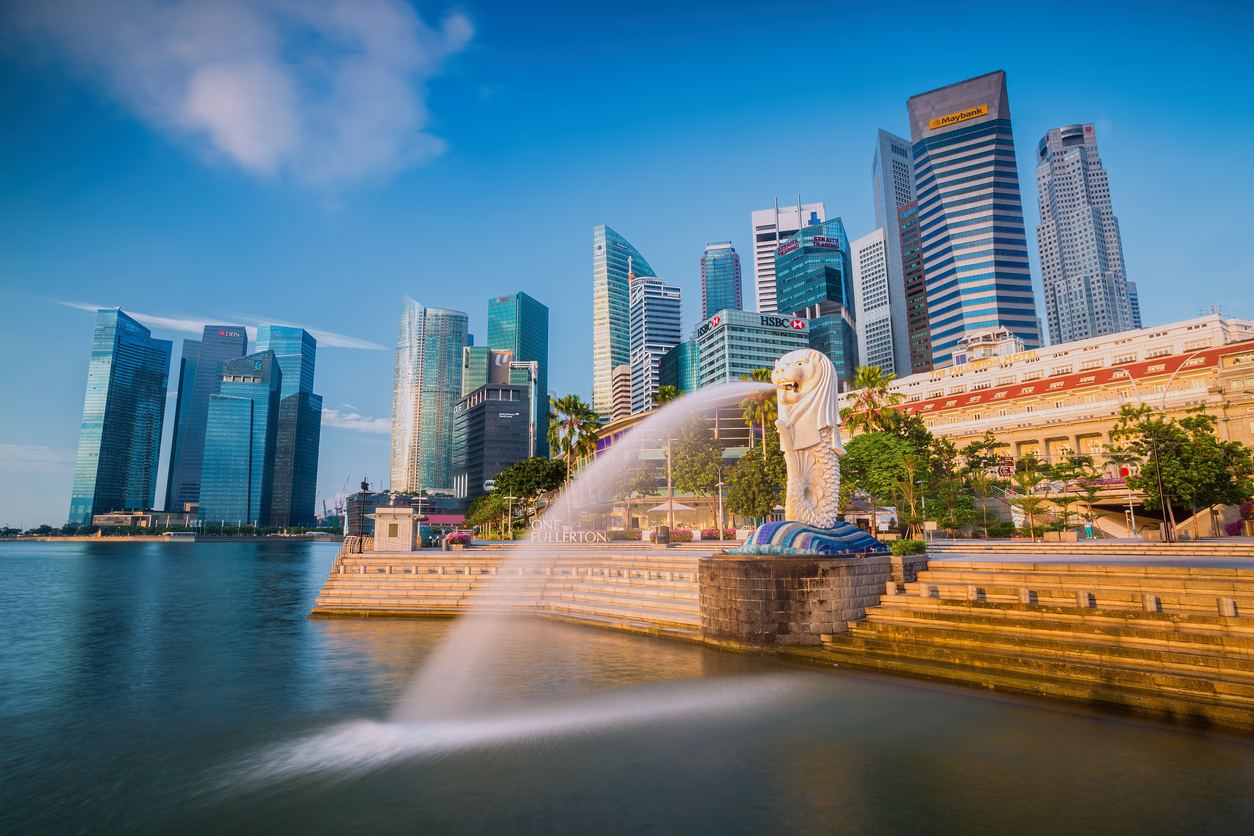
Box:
[69,309,172,525]
[256,325,322,526]
[907,70,1041,366]
[163,339,200,511]
[659,340,700,394]
[592,226,656,421]
[166,324,247,511]
[390,297,468,493]
[701,242,742,320]
[871,129,916,375]
[199,351,282,526]
[487,292,549,457]
[773,218,858,384]
[628,276,683,413]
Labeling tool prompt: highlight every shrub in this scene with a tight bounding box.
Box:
[607,529,642,541]
[671,529,694,543]
[988,521,1017,538]
[890,539,927,556]
[701,528,737,540]
[1241,500,1254,521]
[1225,519,1244,537]
[446,533,471,546]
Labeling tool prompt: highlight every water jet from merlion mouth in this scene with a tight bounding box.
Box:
[389,380,772,723]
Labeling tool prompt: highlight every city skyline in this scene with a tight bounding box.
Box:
[4,3,1252,525]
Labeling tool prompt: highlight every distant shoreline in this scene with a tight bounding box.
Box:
[0,535,344,543]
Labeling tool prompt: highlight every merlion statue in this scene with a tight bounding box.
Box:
[772,348,845,528]
[730,348,884,556]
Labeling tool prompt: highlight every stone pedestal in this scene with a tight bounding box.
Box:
[699,555,893,647]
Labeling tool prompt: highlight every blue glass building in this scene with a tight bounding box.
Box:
[773,218,858,385]
[199,351,282,526]
[592,226,656,420]
[907,70,1042,366]
[700,242,742,320]
[256,326,322,526]
[487,292,549,457]
[166,325,247,511]
[69,309,172,525]
[163,339,200,511]
[658,340,700,394]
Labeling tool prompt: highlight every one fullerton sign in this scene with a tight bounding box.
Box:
[929,104,988,131]
[529,518,608,543]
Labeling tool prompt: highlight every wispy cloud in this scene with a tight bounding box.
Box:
[0,444,77,471]
[321,407,389,434]
[8,0,473,188]
[56,301,383,350]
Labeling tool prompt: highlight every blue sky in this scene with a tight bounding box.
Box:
[1,0,1251,526]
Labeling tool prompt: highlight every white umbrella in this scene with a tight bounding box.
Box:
[648,500,695,512]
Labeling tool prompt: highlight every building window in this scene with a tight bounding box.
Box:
[998,409,1007,417]
[1146,347,1172,359]
[1026,405,1034,413]
[1051,366,1073,376]
[950,386,966,395]
[1147,364,1166,373]
[1049,381,1065,389]
[1055,400,1065,409]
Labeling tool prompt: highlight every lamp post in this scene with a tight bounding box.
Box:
[505,494,518,540]
[716,472,725,540]
[666,429,675,532]
[1112,366,1175,542]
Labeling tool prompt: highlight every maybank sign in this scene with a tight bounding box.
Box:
[929,349,1038,379]
[929,105,988,131]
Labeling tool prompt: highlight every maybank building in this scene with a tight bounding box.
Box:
[907,70,1041,367]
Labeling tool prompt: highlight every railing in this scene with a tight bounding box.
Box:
[334,561,698,583]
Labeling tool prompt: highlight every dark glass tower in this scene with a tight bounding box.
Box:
[69,309,172,524]
[163,339,200,511]
[199,351,282,526]
[256,326,322,526]
[774,218,858,385]
[701,242,742,319]
[907,70,1041,366]
[487,292,549,457]
[167,325,247,511]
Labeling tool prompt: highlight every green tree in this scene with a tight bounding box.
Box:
[841,431,914,535]
[1009,454,1051,541]
[929,476,974,538]
[725,448,779,522]
[840,365,904,435]
[651,386,682,407]
[492,456,566,524]
[1176,408,1254,537]
[739,369,776,450]
[670,416,723,521]
[1111,404,1189,537]
[1074,477,1107,537]
[547,394,602,486]
[606,452,659,530]
[1047,455,1094,532]
[894,456,929,540]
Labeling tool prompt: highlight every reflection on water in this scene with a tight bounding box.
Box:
[2,542,1254,835]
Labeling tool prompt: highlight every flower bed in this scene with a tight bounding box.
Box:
[701,529,737,540]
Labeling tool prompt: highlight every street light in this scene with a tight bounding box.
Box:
[1112,366,1175,542]
[716,472,725,540]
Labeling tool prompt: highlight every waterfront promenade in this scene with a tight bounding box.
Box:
[312,539,1254,729]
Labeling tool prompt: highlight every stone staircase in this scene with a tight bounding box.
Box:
[311,549,703,639]
[812,560,1254,729]
[927,541,1254,558]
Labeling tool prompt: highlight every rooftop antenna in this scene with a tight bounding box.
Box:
[797,194,803,228]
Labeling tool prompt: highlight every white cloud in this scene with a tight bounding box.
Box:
[321,407,389,434]
[56,301,383,350]
[0,444,77,471]
[10,0,473,187]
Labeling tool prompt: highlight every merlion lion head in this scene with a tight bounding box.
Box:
[771,348,842,452]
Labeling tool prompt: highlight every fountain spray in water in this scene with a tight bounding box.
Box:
[390,380,773,723]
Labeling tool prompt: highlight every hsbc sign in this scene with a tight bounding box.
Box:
[696,315,722,338]
[760,315,807,332]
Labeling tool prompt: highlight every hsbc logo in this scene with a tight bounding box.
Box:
[760,315,808,331]
[695,315,722,338]
[711,315,720,328]
[790,319,805,330]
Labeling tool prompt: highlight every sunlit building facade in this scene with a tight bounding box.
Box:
[774,217,858,385]
[871,129,916,374]
[750,200,825,314]
[390,297,468,493]
[629,275,683,414]
[592,226,656,421]
[907,70,1041,366]
[68,309,172,525]
[695,309,810,387]
[701,242,741,319]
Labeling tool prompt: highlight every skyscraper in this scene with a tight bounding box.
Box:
[163,339,199,511]
[628,276,683,414]
[487,292,549,457]
[659,340,700,395]
[701,242,742,319]
[774,217,858,385]
[1035,123,1141,344]
[199,351,282,525]
[255,325,322,526]
[592,226,656,421]
[871,130,916,374]
[907,70,1041,367]
[68,309,172,525]
[390,297,468,493]
[851,228,897,374]
[611,364,632,422]
[750,200,825,313]
[898,199,934,373]
[452,383,532,506]
[166,324,247,511]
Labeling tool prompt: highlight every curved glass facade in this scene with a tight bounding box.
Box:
[700,242,741,320]
[592,226,655,420]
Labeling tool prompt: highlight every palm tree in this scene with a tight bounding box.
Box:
[651,386,682,407]
[840,365,904,435]
[547,395,602,486]
[739,369,774,450]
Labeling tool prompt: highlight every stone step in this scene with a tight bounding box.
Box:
[917,566,1254,588]
[314,582,701,613]
[864,602,1254,651]
[314,588,699,617]
[847,619,1254,680]
[313,596,699,627]
[318,578,699,597]
[903,580,1254,618]
[804,641,1254,730]
[825,632,1254,704]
